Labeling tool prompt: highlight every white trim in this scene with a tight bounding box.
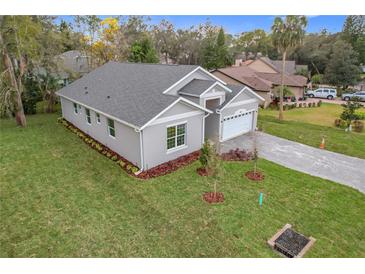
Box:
[57,94,140,130]
[162,66,226,95]
[219,86,264,112]
[166,122,187,153]
[203,96,223,108]
[138,130,144,172]
[202,112,210,145]
[178,92,201,98]
[166,145,188,154]
[150,110,202,126]
[243,86,265,102]
[224,98,258,109]
[85,108,92,125]
[220,109,256,142]
[95,112,101,124]
[200,82,232,97]
[107,118,116,139]
[140,97,212,130]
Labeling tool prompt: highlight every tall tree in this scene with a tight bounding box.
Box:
[128,36,159,63]
[0,16,42,126]
[271,15,307,120]
[324,40,361,87]
[152,20,177,64]
[342,16,365,64]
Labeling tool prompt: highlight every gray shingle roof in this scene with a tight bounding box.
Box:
[217,84,245,110]
[178,79,216,96]
[56,62,199,127]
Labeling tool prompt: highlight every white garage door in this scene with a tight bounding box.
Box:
[222,111,254,141]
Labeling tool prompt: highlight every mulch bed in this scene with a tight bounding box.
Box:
[138,151,200,179]
[202,192,225,204]
[245,170,265,181]
[221,148,253,161]
[196,167,211,176]
[58,117,200,179]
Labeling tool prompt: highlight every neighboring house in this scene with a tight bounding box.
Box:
[54,50,91,86]
[212,65,307,107]
[56,62,264,171]
[243,57,308,75]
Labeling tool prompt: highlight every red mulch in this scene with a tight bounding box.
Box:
[202,192,225,204]
[245,170,265,181]
[221,148,253,161]
[137,151,200,179]
[196,167,210,176]
[59,118,200,179]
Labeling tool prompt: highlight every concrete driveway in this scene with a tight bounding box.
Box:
[220,132,365,194]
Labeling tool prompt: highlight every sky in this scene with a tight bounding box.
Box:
[56,15,347,35]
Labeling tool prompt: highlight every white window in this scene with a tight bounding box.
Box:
[85,108,91,124]
[96,112,101,124]
[107,118,115,137]
[73,103,78,114]
[167,123,186,150]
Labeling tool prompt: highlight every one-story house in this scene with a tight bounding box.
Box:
[242,56,308,76]
[212,64,307,107]
[56,62,264,171]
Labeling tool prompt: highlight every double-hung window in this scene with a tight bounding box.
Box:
[167,123,186,150]
[85,108,91,124]
[107,119,115,137]
[96,113,101,124]
[73,103,78,114]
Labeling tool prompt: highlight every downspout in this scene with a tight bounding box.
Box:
[135,128,145,174]
[202,112,210,144]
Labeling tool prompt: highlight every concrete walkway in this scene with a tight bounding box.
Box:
[220,132,365,194]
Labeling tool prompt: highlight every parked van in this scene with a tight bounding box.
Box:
[306,88,337,100]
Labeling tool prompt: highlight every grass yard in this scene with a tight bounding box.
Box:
[258,103,365,159]
[1,114,365,257]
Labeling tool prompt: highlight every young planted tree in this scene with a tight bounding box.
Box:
[340,100,362,131]
[271,16,307,120]
[207,145,224,199]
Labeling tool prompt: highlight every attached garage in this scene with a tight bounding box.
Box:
[221,110,255,141]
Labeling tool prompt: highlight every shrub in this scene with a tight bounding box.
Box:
[318,100,322,107]
[353,120,364,133]
[298,103,302,108]
[131,167,139,173]
[106,152,112,158]
[119,160,126,167]
[303,103,307,107]
[199,140,213,169]
[102,150,107,155]
[111,155,118,161]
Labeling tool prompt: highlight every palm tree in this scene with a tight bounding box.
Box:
[271,16,307,120]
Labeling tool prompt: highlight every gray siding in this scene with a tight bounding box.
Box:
[60,97,141,168]
[142,103,204,170]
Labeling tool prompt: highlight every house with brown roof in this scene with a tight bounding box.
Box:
[212,63,307,108]
[242,57,308,75]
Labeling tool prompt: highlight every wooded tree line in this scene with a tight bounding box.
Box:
[1,15,364,126]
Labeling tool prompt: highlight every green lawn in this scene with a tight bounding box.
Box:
[1,114,365,257]
[258,104,365,159]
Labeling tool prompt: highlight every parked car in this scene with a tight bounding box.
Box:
[306,88,337,99]
[342,91,365,102]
